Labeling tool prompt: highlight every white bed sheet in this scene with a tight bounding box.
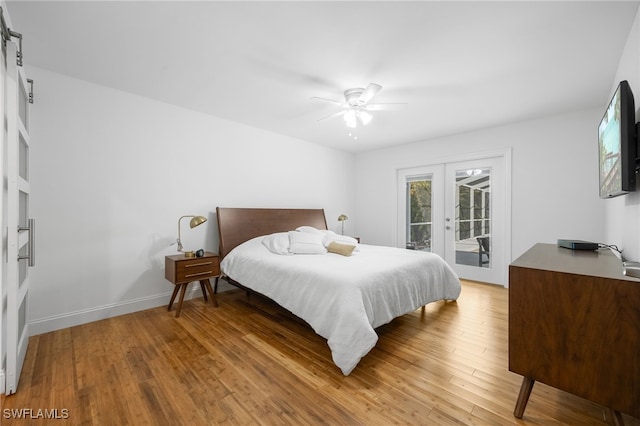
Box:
[220,235,461,375]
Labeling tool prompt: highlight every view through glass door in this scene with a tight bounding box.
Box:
[444,157,505,284]
[398,155,507,285]
[402,164,444,255]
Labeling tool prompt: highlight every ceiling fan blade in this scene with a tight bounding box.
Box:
[365,103,408,111]
[317,110,346,122]
[310,96,345,106]
[358,83,382,105]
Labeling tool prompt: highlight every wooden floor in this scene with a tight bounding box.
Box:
[2,280,639,425]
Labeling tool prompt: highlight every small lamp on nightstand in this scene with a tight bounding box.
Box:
[176,215,207,257]
[338,214,348,235]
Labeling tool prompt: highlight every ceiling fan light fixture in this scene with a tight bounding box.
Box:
[344,109,357,128]
[358,110,372,125]
[314,83,406,129]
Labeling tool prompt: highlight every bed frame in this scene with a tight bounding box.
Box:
[215,207,328,293]
[216,207,328,259]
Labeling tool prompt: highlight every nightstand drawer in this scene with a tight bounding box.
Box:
[165,252,220,285]
[175,258,220,283]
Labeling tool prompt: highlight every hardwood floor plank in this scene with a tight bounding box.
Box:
[2,280,639,425]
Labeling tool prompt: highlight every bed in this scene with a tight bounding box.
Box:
[216,207,461,375]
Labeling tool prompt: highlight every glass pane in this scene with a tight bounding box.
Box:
[19,78,28,129]
[19,244,28,287]
[19,133,28,180]
[406,176,432,251]
[19,190,28,226]
[18,295,27,343]
[454,168,492,268]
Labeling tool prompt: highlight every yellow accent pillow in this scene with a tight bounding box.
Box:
[327,241,356,257]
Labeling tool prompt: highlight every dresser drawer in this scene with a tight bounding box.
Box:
[176,258,219,283]
[165,253,220,284]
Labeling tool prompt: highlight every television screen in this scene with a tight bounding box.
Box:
[598,80,637,198]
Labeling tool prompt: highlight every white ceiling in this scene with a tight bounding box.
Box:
[5,1,639,152]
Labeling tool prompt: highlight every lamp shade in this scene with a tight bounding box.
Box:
[177,214,208,255]
[359,111,372,125]
[189,215,207,228]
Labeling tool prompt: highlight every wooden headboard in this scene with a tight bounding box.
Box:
[216,207,328,259]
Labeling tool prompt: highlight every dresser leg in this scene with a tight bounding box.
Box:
[202,279,218,307]
[609,408,625,426]
[514,377,535,418]
[200,281,208,302]
[168,285,180,312]
[175,283,188,318]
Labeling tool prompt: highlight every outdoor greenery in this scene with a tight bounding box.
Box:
[408,180,432,249]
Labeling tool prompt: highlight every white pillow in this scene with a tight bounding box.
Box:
[262,232,291,255]
[288,231,327,254]
[321,231,359,248]
[296,226,322,235]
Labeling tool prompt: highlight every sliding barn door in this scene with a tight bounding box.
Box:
[3,36,34,394]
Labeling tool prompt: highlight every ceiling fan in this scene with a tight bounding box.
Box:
[311,83,407,128]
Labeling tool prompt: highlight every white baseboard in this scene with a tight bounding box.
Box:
[0,369,5,394]
[29,287,206,336]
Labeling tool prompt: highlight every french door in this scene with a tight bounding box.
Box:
[397,154,508,285]
[3,38,34,394]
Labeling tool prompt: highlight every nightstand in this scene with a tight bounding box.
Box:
[165,252,220,317]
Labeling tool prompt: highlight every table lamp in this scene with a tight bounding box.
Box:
[338,214,348,235]
[176,215,207,257]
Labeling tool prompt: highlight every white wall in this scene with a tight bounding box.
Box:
[354,107,606,265]
[27,67,356,334]
[604,7,640,262]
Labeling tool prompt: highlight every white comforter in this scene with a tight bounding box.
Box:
[220,236,461,375]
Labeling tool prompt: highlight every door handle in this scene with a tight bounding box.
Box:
[445,226,451,230]
[17,218,35,267]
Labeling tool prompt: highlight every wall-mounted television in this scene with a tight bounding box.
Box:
[598,80,638,198]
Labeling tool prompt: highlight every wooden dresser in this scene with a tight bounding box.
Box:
[509,243,640,422]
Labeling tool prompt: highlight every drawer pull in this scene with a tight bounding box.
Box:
[184,270,214,278]
[185,261,213,268]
